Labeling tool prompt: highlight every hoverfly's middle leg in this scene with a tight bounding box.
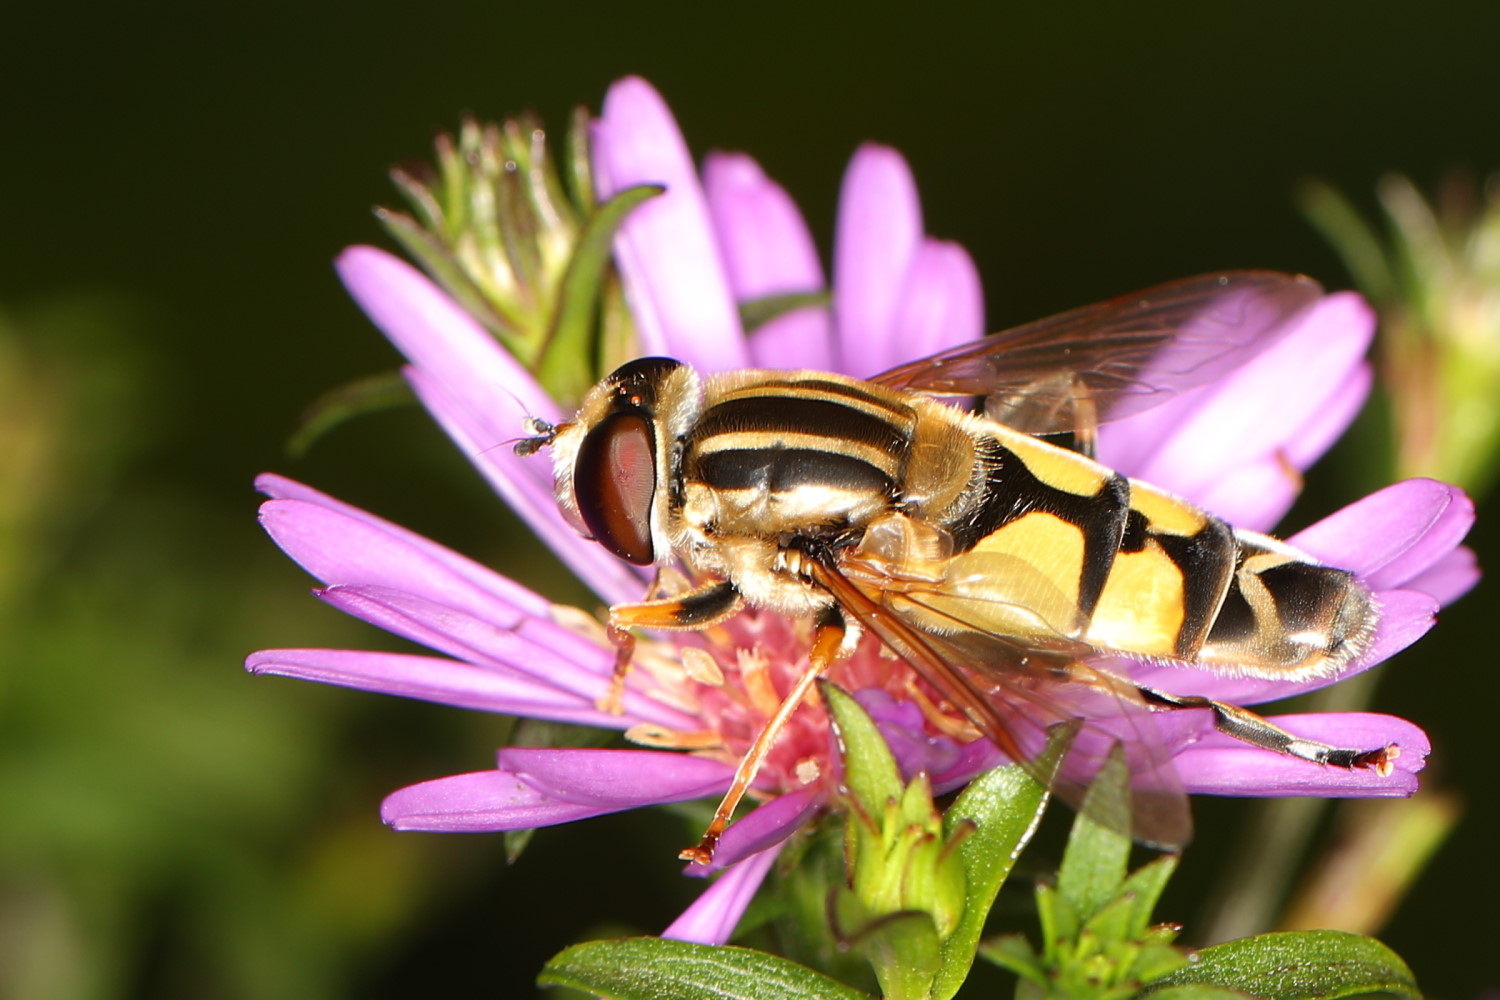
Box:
[679,604,849,866]
[600,579,744,714]
[1139,686,1399,775]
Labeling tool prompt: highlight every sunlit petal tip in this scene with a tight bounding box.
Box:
[380,770,608,833]
[701,150,825,297]
[888,239,985,362]
[1291,479,1475,590]
[596,77,746,370]
[834,144,923,374]
[497,747,734,808]
[662,846,784,945]
[1403,545,1481,606]
[1103,288,1378,515]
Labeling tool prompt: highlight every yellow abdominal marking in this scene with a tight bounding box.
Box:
[1088,544,1186,655]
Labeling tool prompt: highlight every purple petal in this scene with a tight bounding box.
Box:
[1174,712,1427,797]
[337,245,560,425]
[257,473,553,618]
[702,151,833,371]
[314,585,690,728]
[498,747,733,807]
[1180,459,1303,535]
[1100,292,1373,521]
[334,246,647,603]
[687,786,822,875]
[593,76,748,372]
[1285,363,1373,469]
[855,688,964,780]
[663,845,783,945]
[1128,588,1438,706]
[1403,546,1480,605]
[403,367,649,605]
[1289,479,1474,588]
[246,648,630,727]
[383,749,734,833]
[256,494,616,670]
[833,144,922,377]
[382,770,609,832]
[888,239,985,361]
[933,738,1007,795]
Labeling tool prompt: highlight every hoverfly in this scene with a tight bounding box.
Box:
[519,271,1392,863]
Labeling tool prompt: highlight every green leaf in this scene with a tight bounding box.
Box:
[739,290,830,332]
[931,763,1049,1000]
[1142,986,1254,1000]
[1142,930,1420,1000]
[1117,853,1178,938]
[539,937,873,1000]
[1056,746,1132,920]
[821,682,902,815]
[537,183,663,403]
[286,370,416,458]
[850,910,944,1000]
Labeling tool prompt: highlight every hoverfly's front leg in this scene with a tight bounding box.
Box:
[679,604,850,866]
[1140,687,1399,775]
[600,579,743,714]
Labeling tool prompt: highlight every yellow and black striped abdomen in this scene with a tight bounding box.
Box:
[905,423,1371,678]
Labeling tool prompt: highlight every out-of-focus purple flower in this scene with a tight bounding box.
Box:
[251,75,1476,944]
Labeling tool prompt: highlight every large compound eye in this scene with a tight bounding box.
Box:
[574,413,657,564]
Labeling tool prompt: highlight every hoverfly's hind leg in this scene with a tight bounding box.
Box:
[680,604,849,866]
[1139,687,1399,775]
[600,579,743,714]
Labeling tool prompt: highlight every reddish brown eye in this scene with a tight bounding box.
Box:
[574,413,657,565]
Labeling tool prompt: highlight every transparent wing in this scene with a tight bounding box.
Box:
[809,555,1196,850]
[872,271,1322,437]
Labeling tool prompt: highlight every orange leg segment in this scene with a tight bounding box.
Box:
[679,610,847,866]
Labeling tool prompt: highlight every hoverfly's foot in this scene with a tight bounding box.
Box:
[594,687,626,716]
[1352,743,1400,777]
[678,833,720,867]
[594,661,629,715]
[596,623,636,716]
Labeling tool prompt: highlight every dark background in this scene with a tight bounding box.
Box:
[3,2,1496,997]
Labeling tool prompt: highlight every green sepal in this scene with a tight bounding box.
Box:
[979,932,1046,982]
[538,937,873,1000]
[376,206,523,348]
[831,902,944,1000]
[739,290,830,333]
[821,682,903,815]
[1297,180,1397,304]
[1117,853,1179,937]
[1056,746,1132,919]
[536,183,663,403]
[286,370,416,458]
[1141,930,1420,1000]
[931,762,1051,1000]
[565,105,596,215]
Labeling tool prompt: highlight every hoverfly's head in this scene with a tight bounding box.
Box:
[536,357,701,566]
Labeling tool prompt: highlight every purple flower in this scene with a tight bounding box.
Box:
[250,76,1476,943]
